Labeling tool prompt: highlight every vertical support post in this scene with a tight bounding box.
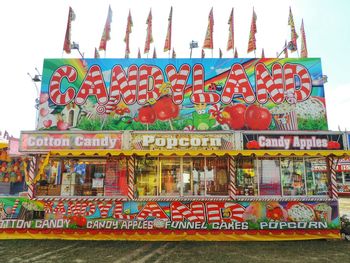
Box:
[128,155,135,200]
[228,155,237,199]
[27,155,37,199]
[326,156,338,199]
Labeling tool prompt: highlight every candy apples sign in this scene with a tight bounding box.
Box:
[243,133,344,150]
[37,58,327,131]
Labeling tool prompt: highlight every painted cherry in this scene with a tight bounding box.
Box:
[57,120,69,131]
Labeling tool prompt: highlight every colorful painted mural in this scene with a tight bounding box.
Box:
[37,58,327,132]
[0,198,339,232]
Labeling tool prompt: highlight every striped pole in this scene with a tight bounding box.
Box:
[27,156,37,199]
[327,156,338,199]
[127,155,135,200]
[228,155,237,199]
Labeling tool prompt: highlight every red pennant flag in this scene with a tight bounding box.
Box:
[300,19,308,58]
[94,48,100,58]
[247,8,257,53]
[227,8,234,51]
[219,48,222,58]
[153,48,157,58]
[137,48,141,58]
[234,48,238,58]
[288,7,298,52]
[201,49,205,58]
[261,48,265,58]
[284,40,289,58]
[63,7,76,54]
[164,7,173,52]
[172,48,176,58]
[144,9,153,54]
[124,10,133,57]
[203,8,214,49]
[99,5,113,51]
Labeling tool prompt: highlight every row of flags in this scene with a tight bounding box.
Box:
[63,6,308,59]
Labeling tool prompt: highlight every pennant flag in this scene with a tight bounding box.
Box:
[284,40,289,58]
[227,8,234,51]
[144,9,153,54]
[137,48,141,58]
[234,48,238,58]
[164,6,173,52]
[261,48,265,58]
[63,6,76,54]
[219,48,223,58]
[201,49,205,58]
[247,8,257,53]
[94,47,100,58]
[300,19,308,58]
[288,7,298,52]
[124,10,133,57]
[153,47,157,58]
[172,48,176,58]
[203,7,214,49]
[99,5,113,51]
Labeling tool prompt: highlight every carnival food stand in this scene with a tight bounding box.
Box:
[0,58,346,241]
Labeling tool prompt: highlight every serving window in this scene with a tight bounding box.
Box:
[236,157,330,197]
[35,157,128,197]
[135,156,229,197]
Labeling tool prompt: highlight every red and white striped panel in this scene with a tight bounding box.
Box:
[27,156,37,199]
[11,199,20,216]
[113,202,135,220]
[105,65,138,114]
[165,64,191,104]
[284,63,312,101]
[170,201,205,222]
[191,64,220,104]
[138,65,162,104]
[228,156,237,198]
[53,201,66,214]
[329,157,338,199]
[222,203,245,222]
[256,63,284,104]
[84,201,97,216]
[49,66,77,105]
[75,65,109,106]
[206,202,222,224]
[221,64,255,104]
[128,156,135,200]
[137,202,168,220]
[43,201,54,213]
[67,201,83,216]
[97,201,113,218]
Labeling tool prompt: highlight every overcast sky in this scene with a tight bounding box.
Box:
[0,0,349,137]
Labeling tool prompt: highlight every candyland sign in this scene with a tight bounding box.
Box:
[37,58,327,132]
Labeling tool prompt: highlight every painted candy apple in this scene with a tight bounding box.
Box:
[245,105,272,130]
[153,97,179,121]
[222,104,246,130]
[137,106,156,124]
